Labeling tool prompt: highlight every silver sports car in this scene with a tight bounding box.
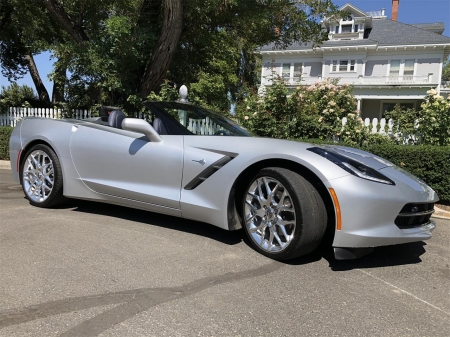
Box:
[9,102,438,260]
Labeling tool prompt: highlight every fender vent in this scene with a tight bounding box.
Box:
[184,156,233,190]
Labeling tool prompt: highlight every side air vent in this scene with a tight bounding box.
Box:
[184,156,234,190]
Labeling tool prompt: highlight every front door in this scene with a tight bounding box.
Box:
[70,123,183,213]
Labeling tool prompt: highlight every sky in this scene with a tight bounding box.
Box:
[1,0,449,97]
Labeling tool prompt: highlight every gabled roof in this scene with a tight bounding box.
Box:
[338,3,369,18]
[258,19,450,52]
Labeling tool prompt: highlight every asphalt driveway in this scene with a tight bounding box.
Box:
[0,169,449,336]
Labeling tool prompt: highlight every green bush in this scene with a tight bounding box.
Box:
[296,138,450,204]
[361,144,450,204]
[0,126,13,160]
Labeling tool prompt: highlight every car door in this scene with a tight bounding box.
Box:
[69,123,183,214]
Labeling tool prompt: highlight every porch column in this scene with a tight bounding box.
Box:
[362,59,366,79]
[357,98,362,115]
[321,61,325,78]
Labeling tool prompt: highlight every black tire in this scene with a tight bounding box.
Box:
[241,167,327,260]
[20,144,65,208]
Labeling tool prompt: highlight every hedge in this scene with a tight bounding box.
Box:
[298,138,450,204]
[0,126,448,203]
[0,126,13,161]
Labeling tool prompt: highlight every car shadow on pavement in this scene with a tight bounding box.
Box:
[275,236,427,270]
[63,199,427,269]
[324,241,427,271]
[65,199,243,246]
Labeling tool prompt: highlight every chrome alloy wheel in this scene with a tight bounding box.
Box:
[22,150,55,202]
[245,177,296,253]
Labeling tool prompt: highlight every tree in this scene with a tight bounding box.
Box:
[442,57,450,82]
[0,0,57,103]
[0,83,38,110]
[2,1,338,109]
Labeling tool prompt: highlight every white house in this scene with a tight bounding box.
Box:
[258,1,450,119]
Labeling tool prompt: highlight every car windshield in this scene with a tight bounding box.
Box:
[144,101,253,137]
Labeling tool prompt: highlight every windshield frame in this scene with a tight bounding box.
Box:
[143,101,253,137]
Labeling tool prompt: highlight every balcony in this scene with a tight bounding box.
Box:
[263,74,434,86]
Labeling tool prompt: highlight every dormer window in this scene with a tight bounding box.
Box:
[342,24,352,33]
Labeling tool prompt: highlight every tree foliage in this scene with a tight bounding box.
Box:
[0,83,38,110]
[443,57,450,82]
[385,89,450,146]
[1,0,338,111]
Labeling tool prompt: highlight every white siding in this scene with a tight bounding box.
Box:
[262,62,280,80]
[304,62,322,77]
[365,60,388,76]
[416,58,441,79]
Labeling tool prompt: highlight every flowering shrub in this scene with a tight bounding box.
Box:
[236,78,366,142]
[386,89,450,146]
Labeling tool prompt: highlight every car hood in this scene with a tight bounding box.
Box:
[319,145,393,170]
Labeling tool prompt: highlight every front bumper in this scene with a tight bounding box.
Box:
[329,166,438,249]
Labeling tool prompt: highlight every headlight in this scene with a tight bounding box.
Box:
[307,147,395,185]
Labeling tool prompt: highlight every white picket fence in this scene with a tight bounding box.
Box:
[341,116,396,135]
[1,106,403,136]
[0,107,91,127]
[187,117,221,135]
[0,107,222,135]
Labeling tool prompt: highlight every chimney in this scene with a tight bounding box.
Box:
[392,0,399,21]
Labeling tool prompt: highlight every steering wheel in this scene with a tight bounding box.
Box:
[214,130,230,136]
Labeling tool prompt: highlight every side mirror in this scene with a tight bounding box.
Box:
[121,118,163,142]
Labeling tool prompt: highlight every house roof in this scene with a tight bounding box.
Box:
[259,1,450,53]
[410,22,445,35]
[258,19,450,52]
[369,19,450,45]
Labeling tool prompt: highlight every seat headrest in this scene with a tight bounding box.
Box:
[108,110,126,129]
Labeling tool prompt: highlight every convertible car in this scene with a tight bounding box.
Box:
[9,102,438,260]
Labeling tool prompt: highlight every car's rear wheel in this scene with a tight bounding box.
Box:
[242,167,327,260]
[20,144,65,207]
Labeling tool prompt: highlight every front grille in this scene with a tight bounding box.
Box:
[395,203,434,229]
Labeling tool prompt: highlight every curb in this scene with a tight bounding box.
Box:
[0,160,449,220]
[0,160,11,170]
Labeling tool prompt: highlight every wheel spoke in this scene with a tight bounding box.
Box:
[273,232,286,248]
[277,222,290,240]
[277,218,295,226]
[267,228,274,250]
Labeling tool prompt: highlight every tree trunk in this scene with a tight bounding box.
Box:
[40,0,89,44]
[139,0,184,97]
[24,54,50,103]
[52,60,67,104]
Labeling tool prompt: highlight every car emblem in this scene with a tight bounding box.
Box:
[192,159,206,166]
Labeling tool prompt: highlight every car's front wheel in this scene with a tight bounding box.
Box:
[20,144,65,207]
[242,167,327,260]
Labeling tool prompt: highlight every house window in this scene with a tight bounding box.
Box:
[335,26,339,33]
[341,24,352,33]
[404,59,415,77]
[293,63,303,80]
[354,24,359,32]
[331,60,356,72]
[389,60,401,77]
[282,64,290,79]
